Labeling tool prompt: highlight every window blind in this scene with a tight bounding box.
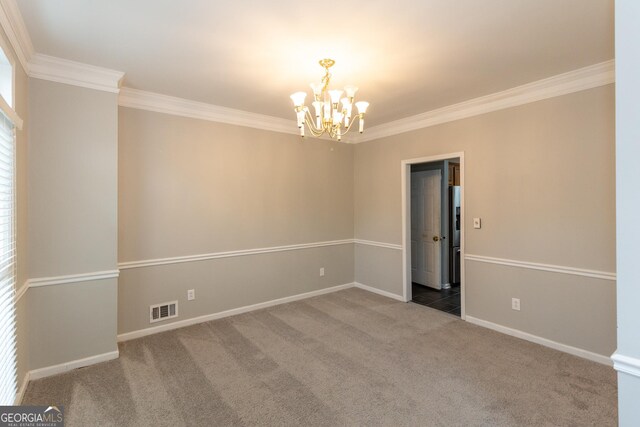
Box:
[0,110,16,405]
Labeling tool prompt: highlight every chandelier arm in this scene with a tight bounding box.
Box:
[306,124,325,137]
[304,109,322,133]
[339,113,362,136]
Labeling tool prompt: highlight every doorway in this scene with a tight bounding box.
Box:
[401,153,465,319]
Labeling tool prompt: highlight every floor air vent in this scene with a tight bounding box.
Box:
[150,301,178,323]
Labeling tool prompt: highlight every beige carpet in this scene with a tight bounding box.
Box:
[23,288,617,426]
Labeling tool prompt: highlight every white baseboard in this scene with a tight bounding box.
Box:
[353,282,406,302]
[611,352,640,378]
[29,350,120,381]
[118,282,355,342]
[14,371,30,404]
[466,316,612,366]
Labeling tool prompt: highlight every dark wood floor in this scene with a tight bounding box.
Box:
[411,282,461,316]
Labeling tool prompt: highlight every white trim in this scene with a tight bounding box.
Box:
[354,239,402,251]
[14,370,28,404]
[466,316,612,366]
[28,270,120,288]
[353,282,405,302]
[118,282,355,342]
[119,87,298,135]
[14,280,27,302]
[465,254,616,281]
[401,152,466,319]
[0,93,21,129]
[118,239,354,270]
[355,60,615,143]
[29,350,119,381]
[29,53,124,93]
[611,352,640,378]
[0,0,34,74]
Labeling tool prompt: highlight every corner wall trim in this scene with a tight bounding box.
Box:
[14,371,29,405]
[28,270,120,288]
[119,87,298,135]
[118,239,354,270]
[29,350,120,381]
[354,60,615,143]
[611,352,640,378]
[353,282,405,302]
[118,282,356,342]
[15,281,28,302]
[354,239,403,251]
[466,316,612,366]
[465,254,616,281]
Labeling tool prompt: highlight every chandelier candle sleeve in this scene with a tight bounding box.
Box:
[290,59,369,141]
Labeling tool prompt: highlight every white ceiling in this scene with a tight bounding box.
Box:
[17,0,613,126]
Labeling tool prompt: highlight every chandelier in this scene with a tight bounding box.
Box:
[290,59,369,141]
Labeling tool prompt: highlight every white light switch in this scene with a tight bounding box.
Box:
[320,268,325,277]
[473,218,481,229]
[187,289,195,301]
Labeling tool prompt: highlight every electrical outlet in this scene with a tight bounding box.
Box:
[512,298,520,311]
[320,267,325,277]
[473,218,482,229]
[187,289,195,301]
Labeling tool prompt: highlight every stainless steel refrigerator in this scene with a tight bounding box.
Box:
[449,186,461,284]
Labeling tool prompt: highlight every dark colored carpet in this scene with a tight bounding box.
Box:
[23,288,617,426]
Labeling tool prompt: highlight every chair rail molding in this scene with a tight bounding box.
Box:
[28,270,120,288]
[465,254,616,281]
[354,239,403,250]
[119,239,355,270]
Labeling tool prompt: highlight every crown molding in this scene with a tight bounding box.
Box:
[0,0,615,135]
[29,53,124,93]
[119,87,299,135]
[0,1,126,93]
[353,60,615,143]
[0,0,34,73]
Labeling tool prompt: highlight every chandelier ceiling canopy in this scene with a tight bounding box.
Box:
[290,59,369,142]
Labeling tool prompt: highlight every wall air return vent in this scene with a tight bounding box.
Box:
[150,301,178,323]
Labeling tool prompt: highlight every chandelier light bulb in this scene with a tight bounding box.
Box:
[344,85,358,99]
[290,91,307,107]
[310,83,323,98]
[328,90,343,105]
[355,101,369,114]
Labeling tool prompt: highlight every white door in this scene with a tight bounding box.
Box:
[411,170,442,289]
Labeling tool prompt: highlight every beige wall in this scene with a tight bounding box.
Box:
[28,279,117,370]
[354,85,616,356]
[27,79,119,369]
[118,108,354,335]
[28,80,118,277]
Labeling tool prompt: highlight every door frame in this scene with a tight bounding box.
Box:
[401,152,466,320]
